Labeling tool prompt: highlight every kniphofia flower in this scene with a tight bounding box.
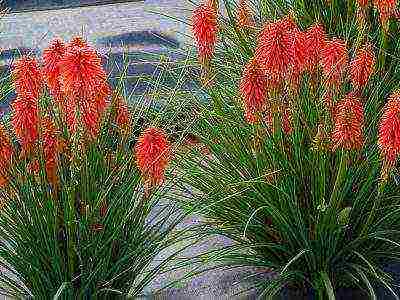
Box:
[239,58,267,123]
[13,56,44,100]
[373,0,397,27]
[304,23,326,72]
[255,16,297,87]
[11,56,44,153]
[332,93,364,151]
[378,91,400,164]
[42,38,66,102]
[11,95,39,154]
[135,127,171,187]
[59,45,107,102]
[58,44,109,137]
[192,1,218,64]
[287,28,307,88]
[350,43,375,91]
[321,38,349,88]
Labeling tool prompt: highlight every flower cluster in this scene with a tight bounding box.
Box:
[192,0,218,66]
[1,37,170,190]
[350,44,376,92]
[373,0,398,27]
[332,93,364,151]
[135,127,171,189]
[378,91,400,165]
[239,15,377,148]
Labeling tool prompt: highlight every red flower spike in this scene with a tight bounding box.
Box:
[58,45,109,136]
[373,0,397,26]
[332,93,364,151]
[239,58,268,124]
[11,95,39,153]
[321,38,349,88]
[236,0,254,28]
[42,38,66,102]
[13,56,44,100]
[287,28,307,88]
[350,44,375,91]
[304,23,326,72]
[135,127,171,187]
[192,2,218,64]
[378,91,400,163]
[255,16,297,88]
[59,45,107,102]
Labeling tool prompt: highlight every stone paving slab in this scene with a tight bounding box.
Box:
[0,0,191,53]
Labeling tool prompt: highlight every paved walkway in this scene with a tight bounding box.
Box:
[0,0,191,54]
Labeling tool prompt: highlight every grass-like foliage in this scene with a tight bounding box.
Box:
[0,37,191,299]
[177,0,400,298]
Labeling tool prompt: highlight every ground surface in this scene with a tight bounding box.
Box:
[0,2,396,299]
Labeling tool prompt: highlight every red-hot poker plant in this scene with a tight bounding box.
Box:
[178,0,400,298]
[0,37,190,298]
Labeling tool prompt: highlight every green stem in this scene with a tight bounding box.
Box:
[378,29,388,71]
[329,150,348,212]
[360,181,386,237]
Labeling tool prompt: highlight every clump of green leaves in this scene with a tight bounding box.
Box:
[175,0,400,298]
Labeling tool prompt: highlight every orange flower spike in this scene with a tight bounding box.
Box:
[255,16,297,88]
[332,93,364,151]
[236,0,254,28]
[287,28,307,88]
[304,23,326,72]
[42,38,66,102]
[59,45,107,102]
[135,127,171,187]
[58,44,109,137]
[373,0,397,27]
[239,58,268,124]
[321,38,349,89]
[192,1,218,64]
[350,44,375,92]
[378,91,400,164]
[11,95,39,154]
[13,56,44,100]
